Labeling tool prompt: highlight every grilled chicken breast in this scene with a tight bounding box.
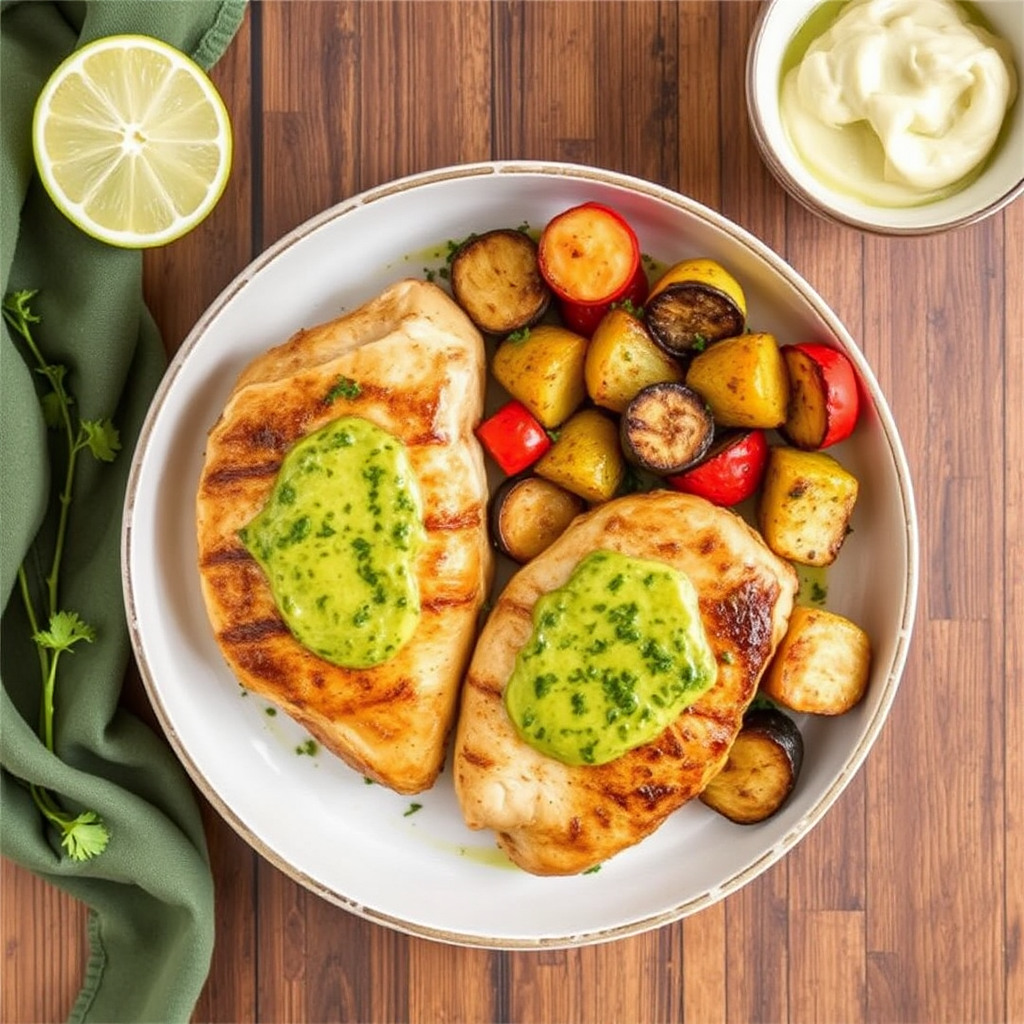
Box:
[197,279,493,794]
[453,490,797,874]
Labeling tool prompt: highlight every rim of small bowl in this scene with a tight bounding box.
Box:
[745,0,1024,236]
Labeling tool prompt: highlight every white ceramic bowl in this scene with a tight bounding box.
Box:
[746,0,1024,234]
[123,161,918,947]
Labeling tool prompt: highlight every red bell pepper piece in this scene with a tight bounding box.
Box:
[476,400,552,476]
[667,429,769,507]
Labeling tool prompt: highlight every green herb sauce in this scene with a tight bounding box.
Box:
[238,416,425,669]
[504,550,717,766]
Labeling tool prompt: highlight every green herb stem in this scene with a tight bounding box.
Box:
[4,291,111,861]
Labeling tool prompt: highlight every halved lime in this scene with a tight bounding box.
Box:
[32,34,233,248]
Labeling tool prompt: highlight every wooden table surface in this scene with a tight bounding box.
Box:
[4,2,1023,1021]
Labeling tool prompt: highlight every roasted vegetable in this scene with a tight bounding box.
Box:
[645,258,747,356]
[685,331,789,429]
[781,342,861,450]
[537,202,640,306]
[620,382,714,475]
[667,428,769,507]
[475,400,552,476]
[699,707,804,824]
[491,324,588,429]
[450,228,551,334]
[559,262,649,337]
[534,408,625,503]
[757,446,859,566]
[762,605,871,715]
[489,475,586,563]
[584,307,684,413]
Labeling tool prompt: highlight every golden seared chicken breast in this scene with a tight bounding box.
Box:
[197,279,493,794]
[453,490,797,874]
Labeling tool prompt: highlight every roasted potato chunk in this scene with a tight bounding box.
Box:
[535,408,625,503]
[757,446,858,566]
[492,324,588,429]
[584,308,683,413]
[761,605,871,715]
[685,331,789,429]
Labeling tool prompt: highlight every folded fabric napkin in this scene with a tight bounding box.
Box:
[1,2,246,1021]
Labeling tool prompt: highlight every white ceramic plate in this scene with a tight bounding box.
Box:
[122,161,918,948]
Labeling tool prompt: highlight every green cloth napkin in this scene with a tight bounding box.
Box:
[1,2,246,1021]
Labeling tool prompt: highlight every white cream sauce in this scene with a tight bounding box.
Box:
[781,0,1017,206]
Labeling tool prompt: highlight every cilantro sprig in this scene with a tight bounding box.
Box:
[4,290,119,861]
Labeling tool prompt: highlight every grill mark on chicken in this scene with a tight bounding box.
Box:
[422,592,480,613]
[461,748,495,769]
[704,578,778,663]
[423,508,484,532]
[202,544,254,566]
[203,459,282,488]
[220,618,289,645]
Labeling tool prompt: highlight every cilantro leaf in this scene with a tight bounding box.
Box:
[60,811,111,861]
[33,610,96,652]
[80,419,121,462]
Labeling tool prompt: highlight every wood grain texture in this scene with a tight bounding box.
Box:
[3,2,1022,1021]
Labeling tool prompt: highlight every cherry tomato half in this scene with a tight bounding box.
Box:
[667,429,769,507]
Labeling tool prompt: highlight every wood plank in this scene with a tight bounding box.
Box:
[506,932,665,1023]
[142,9,255,346]
[0,860,87,1023]
[1005,197,1024,1024]
[407,940,500,1024]
[789,911,866,1023]
[718,1,785,252]
[680,903,725,1024]
[722,867,790,1023]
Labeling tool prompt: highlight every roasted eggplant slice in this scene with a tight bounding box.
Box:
[645,281,745,357]
[620,381,714,475]
[489,474,587,563]
[699,707,804,824]
[450,229,551,334]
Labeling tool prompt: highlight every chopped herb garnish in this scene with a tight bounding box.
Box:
[583,864,603,874]
[404,802,423,817]
[506,327,531,343]
[324,375,362,404]
[691,334,708,352]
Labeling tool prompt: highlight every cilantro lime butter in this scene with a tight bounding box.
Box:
[238,416,425,668]
[504,550,717,766]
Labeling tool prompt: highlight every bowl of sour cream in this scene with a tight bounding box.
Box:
[746,0,1023,234]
